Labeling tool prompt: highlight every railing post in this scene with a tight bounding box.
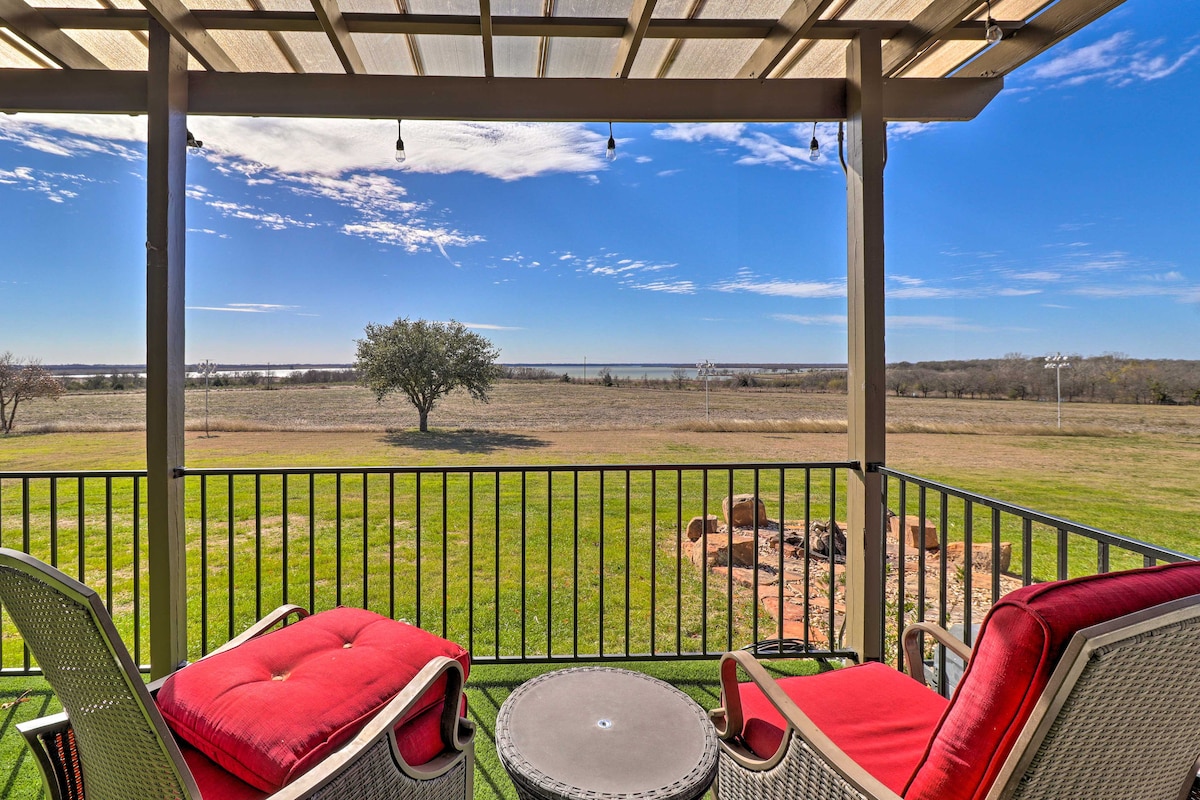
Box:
[146,18,189,679]
[844,30,887,662]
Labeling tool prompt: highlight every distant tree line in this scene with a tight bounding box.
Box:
[61,368,359,392]
[883,354,1200,405]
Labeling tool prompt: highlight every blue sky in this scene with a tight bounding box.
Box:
[1,2,1198,367]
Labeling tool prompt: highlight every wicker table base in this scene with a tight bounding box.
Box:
[496,667,719,800]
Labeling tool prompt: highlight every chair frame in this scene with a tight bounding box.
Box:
[710,594,1200,800]
[1,548,474,800]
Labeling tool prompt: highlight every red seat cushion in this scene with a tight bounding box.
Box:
[737,662,948,795]
[180,744,267,800]
[158,607,469,793]
[905,560,1200,800]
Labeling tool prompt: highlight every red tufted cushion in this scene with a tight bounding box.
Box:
[737,662,947,795]
[158,607,469,793]
[905,560,1200,800]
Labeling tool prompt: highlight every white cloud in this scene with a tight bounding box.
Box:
[1012,271,1061,281]
[187,303,298,313]
[715,275,845,299]
[207,199,318,231]
[889,315,987,332]
[1029,31,1200,88]
[0,166,94,203]
[630,279,696,294]
[656,169,682,177]
[461,322,524,331]
[341,220,483,257]
[653,123,747,144]
[773,314,846,326]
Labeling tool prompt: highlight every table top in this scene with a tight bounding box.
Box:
[495,667,719,800]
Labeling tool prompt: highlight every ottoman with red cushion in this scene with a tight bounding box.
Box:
[157,607,469,795]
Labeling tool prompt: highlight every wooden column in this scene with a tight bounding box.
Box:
[844,30,887,663]
[146,18,188,679]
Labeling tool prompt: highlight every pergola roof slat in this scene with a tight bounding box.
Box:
[309,0,365,72]
[139,0,238,69]
[0,0,106,67]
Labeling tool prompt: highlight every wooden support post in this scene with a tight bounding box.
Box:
[146,18,188,679]
[844,30,887,663]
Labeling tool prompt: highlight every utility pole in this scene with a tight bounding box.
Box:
[1044,353,1071,429]
[697,360,715,421]
[198,360,218,437]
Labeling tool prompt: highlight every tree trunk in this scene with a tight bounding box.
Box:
[418,411,429,432]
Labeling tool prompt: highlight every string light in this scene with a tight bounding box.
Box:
[809,122,819,161]
[395,119,406,163]
[606,121,616,161]
[984,0,1003,43]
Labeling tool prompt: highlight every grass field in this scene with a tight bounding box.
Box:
[2,383,1199,798]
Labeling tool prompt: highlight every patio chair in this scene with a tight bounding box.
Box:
[0,547,475,800]
[711,559,1200,800]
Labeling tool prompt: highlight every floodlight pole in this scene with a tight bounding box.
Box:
[697,360,715,421]
[198,359,218,437]
[1044,353,1071,429]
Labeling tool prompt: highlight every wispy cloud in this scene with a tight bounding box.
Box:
[206,199,319,231]
[461,322,524,331]
[715,272,845,299]
[561,251,692,293]
[1029,31,1200,88]
[773,314,846,326]
[187,303,299,313]
[0,166,93,203]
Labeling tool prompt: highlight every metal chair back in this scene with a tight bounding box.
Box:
[0,548,198,800]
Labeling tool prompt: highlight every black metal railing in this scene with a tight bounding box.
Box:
[0,462,856,673]
[878,467,1196,691]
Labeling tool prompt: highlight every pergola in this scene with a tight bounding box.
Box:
[0,0,1123,678]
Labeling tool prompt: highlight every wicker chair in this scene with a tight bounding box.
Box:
[0,547,475,800]
[711,560,1200,800]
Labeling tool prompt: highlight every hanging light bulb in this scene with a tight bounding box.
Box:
[809,121,819,161]
[984,0,1003,43]
[395,119,406,164]
[606,121,616,161]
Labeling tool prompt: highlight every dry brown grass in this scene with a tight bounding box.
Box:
[13,381,1199,437]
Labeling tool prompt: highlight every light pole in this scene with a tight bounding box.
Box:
[1044,353,1071,429]
[697,360,715,421]
[197,360,218,437]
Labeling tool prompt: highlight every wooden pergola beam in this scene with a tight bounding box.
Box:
[138,0,238,71]
[882,0,981,77]
[956,0,1124,78]
[611,0,655,79]
[145,18,189,680]
[31,9,1020,40]
[844,29,887,664]
[310,0,365,74]
[736,0,830,79]
[0,70,1002,121]
[479,0,494,78]
[0,0,106,68]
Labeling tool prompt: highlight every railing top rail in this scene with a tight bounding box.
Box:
[0,469,147,479]
[879,466,1197,563]
[176,461,859,477]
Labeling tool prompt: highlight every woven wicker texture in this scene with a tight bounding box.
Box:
[309,739,469,800]
[1006,615,1200,800]
[716,731,868,800]
[0,565,191,800]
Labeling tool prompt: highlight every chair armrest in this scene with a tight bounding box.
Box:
[712,650,903,800]
[901,621,973,684]
[268,655,475,800]
[202,604,310,660]
[16,712,82,800]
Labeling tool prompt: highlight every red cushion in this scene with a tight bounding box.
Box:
[737,662,948,795]
[180,744,267,800]
[906,560,1200,800]
[158,607,469,793]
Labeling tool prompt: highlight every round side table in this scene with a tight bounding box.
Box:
[496,667,719,800]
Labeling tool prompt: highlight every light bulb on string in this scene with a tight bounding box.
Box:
[395,119,406,164]
[984,0,1003,43]
[809,121,819,161]
[606,121,616,161]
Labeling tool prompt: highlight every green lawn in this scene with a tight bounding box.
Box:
[0,658,824,800]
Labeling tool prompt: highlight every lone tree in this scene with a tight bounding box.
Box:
[356,318,501,432]
[0,353,65,434]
